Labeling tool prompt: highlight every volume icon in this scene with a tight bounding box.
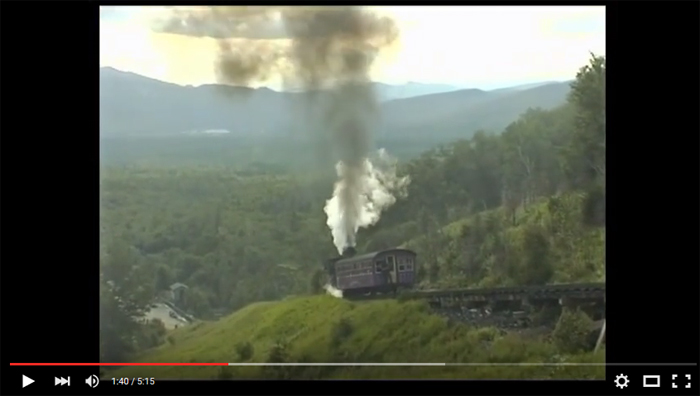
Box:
[55,377,70,386]
[85,375,99,388]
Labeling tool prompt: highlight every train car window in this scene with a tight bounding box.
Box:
[398,264,406,272]
[375,260,384,273]
[386,256,395,270]
[406,263,413,271]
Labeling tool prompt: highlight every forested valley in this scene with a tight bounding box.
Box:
[100,55,605,371]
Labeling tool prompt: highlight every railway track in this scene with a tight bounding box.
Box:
[407,282,605,301]
[345,282,605,308]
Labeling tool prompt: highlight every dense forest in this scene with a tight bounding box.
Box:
[100,55,605,367]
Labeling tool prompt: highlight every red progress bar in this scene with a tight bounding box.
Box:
[10,363,228,366]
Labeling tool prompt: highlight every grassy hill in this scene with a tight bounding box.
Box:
[110,295,604,380]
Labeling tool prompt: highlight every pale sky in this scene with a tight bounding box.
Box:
[99,6,605,90]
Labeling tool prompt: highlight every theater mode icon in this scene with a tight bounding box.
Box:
[643,375,661,388]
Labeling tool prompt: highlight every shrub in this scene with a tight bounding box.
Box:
[235,341,254,361]
[264,341,291,379]
[474,327,500,343]
[581,184,605,227]
[150,318,167,337]
[520,224,554,285]
[552,308,594,353]
[266,340,289,363]
[531,305,561,327]
[309,270,325,295]
[330,318,354,348]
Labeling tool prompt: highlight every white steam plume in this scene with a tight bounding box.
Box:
[324,148,410,254]
[324,284,343,298]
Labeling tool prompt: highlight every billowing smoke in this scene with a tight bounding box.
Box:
[158,6,409,254]
[324,149,409,253]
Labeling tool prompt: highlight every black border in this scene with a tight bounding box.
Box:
[2,0,102,390]
[2,1,699,395]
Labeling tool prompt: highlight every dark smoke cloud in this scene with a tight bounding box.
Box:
[156,6,399,87]
[160,6,405,253]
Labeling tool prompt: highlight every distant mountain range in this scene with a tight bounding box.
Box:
[373,81,462,101]
[99,67,572,141]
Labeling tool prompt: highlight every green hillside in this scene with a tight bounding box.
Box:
[110,296,604,379]
[401,192,605,290]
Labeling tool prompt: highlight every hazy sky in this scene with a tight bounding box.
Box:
[99,6,605,90]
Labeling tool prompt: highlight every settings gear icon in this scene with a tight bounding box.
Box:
[615,374,629,389]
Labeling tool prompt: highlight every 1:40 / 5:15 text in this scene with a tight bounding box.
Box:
[111,378,155,385]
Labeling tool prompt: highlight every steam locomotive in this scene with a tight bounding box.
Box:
[324,247,417,297]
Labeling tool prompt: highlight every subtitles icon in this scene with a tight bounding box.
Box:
[643,375,661,388]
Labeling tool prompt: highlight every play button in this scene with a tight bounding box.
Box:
[22,375,34,388]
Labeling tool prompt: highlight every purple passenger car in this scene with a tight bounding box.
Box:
[325,248,418,297]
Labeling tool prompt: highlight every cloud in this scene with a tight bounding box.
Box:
[152,6,289,40]
[100,6,169,25]
[98,6,605,88]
